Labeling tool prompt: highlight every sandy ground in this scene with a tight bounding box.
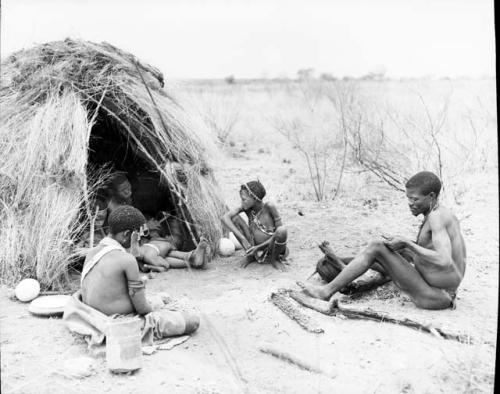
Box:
[1,148,497,394]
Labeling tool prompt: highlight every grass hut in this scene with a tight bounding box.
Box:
[0,38,226,289]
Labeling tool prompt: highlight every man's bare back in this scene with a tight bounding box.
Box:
[82,247,138,315]
[411,206,466,291]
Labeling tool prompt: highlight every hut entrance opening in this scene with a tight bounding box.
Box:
[86,106,195,251]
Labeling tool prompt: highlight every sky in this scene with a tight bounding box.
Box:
[0,0,496,79]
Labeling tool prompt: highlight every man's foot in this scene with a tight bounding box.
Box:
[296,281,331,300]
[189,237,209,268]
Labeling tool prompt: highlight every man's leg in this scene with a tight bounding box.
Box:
[319,242,386,274]
[318,242,390,294]
[143,254,169,271]
[164,255,188,268]
[167,238,209,268]
[301,240,454,310]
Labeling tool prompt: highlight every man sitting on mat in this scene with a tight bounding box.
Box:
[64,205,199,345]
[299,171,466,310]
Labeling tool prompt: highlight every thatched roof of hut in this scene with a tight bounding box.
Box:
[0,38,226,289]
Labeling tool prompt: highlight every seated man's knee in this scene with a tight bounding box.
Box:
[365,240,386,256]
[182,312,200,334]
[275,226,287,241]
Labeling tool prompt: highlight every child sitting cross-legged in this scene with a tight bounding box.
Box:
[222,180,288,270]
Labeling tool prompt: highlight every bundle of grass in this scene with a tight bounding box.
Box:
[0,38,226,290]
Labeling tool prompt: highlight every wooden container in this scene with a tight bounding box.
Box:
[106,317,142,373]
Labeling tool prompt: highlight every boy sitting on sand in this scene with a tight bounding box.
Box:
[130,217,209,272]
[222,180,288,270]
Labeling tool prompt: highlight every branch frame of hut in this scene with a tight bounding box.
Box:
[0,38,226,290]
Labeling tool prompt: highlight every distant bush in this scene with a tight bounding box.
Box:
[297,68,315,80]
[225,75,236,84]
[320,73,337,81]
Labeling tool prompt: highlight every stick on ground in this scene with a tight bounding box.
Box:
[289,290,469,343]
[259,346,336,379]
[270,291,324,334]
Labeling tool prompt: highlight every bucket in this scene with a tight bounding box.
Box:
[106,317,143,373]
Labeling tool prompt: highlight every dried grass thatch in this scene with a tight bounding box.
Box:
[0,38,226,289]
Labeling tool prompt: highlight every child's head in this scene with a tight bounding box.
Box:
[109,173,132,204]
[239,180,266,209]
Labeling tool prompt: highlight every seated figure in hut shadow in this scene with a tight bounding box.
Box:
[87,171,209,272]
[128,169,210,271]
[80,173,133,248]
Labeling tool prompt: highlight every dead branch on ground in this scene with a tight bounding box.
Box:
[270,291,324,334]
[288,290,469,343]
[259,345,336,379]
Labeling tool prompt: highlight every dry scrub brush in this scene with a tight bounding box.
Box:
[271,81,348,201]
[193,90,241,145]
[270,80,496,203]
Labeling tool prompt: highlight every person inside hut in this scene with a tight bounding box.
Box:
[222,180,288,270]
[82,173,133,247]
[130,212,210,272]
[64,205,200,345]
[298,171,467,310]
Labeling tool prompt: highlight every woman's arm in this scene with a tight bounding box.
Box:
[222,206,251,250]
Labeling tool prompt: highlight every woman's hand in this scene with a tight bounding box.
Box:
[245,242,266,256]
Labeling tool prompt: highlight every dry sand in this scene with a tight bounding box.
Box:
[1,148,497,394]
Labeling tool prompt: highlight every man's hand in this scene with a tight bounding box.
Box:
[381,235,411,252]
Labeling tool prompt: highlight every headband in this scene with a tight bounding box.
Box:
[243,183,262,202]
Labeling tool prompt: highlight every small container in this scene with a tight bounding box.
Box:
[106,317,142,373]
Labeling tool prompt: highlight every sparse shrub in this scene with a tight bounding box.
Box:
[272,81,348,201]
[334,82,497,202]
[198,92,241,145]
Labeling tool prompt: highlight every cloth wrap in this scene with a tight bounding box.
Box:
[63,291,188,347]
[65,237,188,347]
